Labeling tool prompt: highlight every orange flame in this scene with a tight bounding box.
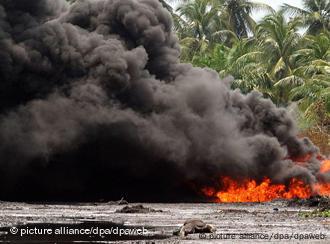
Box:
[201,159,330,202]
[202,177,311,203]
[314,183,330,197]
[320,160,330,173]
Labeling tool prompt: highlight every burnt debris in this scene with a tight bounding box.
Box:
[288,196,330,210]
[115,204,162,213]
[173,219,216,237]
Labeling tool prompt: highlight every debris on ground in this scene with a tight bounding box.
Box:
[223,209,250,214]
[288,195,330,210]
[116,197,129,205]
[106,197,129,205]
[289,196,330,218]
[115,204,162,213]
[173,219,216,237]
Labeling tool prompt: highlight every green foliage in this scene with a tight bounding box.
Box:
[212,0,274,38]
[65,0,330,130]
[190,43,229,71]
[168,0,330,129]
[289,31,330,128]
[282,0,330,35]
[177,0,221,40]
[63,0,330,130]
[300,209,330,218]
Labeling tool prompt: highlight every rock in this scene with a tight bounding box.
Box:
[115,205,162,213]
[173,219,216,237]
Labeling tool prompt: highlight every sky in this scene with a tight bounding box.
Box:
[170,0,304,21]
[255,0,303,10]
[253,0,304,21]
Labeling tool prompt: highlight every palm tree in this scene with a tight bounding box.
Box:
[224,38,273,95]
[228,12,329,106]
[289,31,330,127]
[256,13,302,78]
[211,0,274,39]
[159,0,174,12]
[292,31,330,77]
[255,12,304,105]
[160,0,189,14]
[177,0,220,40]
[176,0,221,60]
[159,1,189,32]
[176,0,274,41]
[191,43,230,69]
[282,0,330,35]
[290,78,330,129]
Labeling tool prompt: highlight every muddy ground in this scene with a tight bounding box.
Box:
[0,201,329,243]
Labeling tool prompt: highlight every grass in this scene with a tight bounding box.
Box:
[292,196,330,218]
[300,209,330,218]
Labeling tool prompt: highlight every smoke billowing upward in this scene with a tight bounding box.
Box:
[0,0,326,202]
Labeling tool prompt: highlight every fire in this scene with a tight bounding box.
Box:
[314,183,330,197]
[202,177,311,203]
[201,159,330,202]
[320,160,330,173]
[315,159,330,197]
[201,187,215,197]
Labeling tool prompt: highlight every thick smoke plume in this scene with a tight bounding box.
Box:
[0,0,325,201]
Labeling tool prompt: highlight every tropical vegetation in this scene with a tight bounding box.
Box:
[66,0,330,149]
[171,0,330,141]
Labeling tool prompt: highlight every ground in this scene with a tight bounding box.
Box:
[0,201,329,243]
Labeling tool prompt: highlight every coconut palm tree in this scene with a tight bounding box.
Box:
[254,12,306,105]
[292,31,330,78]
[159,0,174,12]
[190,43,230,71]
[224,37,273,95]
[176,0,222,60]
[290,78,330,128]
[289,31,330,127]
[256,13,303,79]
[159,1,190,32]
[282,0,330,35]
[211,0,274,38]
[177,0,220,40]
[160,0,189,14]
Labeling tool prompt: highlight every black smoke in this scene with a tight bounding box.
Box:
[0,0,325,202]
